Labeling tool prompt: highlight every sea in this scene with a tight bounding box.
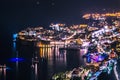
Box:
[0,34,120,80]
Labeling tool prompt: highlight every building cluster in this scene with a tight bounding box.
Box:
[16,12,120,80]
[51,12,120,80]
[83,12,120,20]
[52,59,117,80]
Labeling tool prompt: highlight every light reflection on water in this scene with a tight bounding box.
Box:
[36,44,86,80]
[7,41,119,80]
[38,44,68,79]
[7,42,86,80]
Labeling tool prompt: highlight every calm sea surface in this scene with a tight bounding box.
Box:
[0,40,120,80]
[5,41,85,80]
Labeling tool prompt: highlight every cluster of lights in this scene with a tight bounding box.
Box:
[83,12,120,19]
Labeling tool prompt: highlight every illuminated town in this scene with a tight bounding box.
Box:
[14,12,120,80]
[1,0,120,80]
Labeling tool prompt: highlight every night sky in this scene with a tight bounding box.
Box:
[0,0,120,59]
[1,0,120,33]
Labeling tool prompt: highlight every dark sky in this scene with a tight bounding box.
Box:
[0,0,120,37]
[0,0,120,60]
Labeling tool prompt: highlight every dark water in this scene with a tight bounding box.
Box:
[0,40,120,80]
[1,40,85,80]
